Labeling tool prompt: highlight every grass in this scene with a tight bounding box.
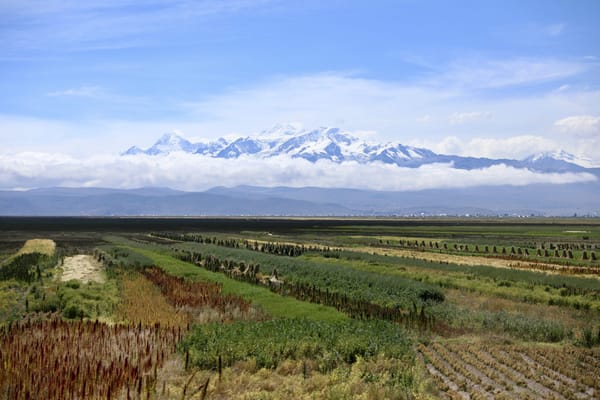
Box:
[430,302,572,342]
[0,281,22,323]
[56,278,120,321]
[16,239,56,257]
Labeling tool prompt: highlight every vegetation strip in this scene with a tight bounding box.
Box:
[109,243,348,322]
[180,318,413,371]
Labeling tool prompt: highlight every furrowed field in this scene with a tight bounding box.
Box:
[0,217,599,399]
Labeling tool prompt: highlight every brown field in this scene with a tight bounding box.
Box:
[116,271,190,328]
[153,355,425,400]
[141,266,264,324]
[0,319,182,400]
[419,341,599,399]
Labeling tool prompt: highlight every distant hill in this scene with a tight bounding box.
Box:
[1,184,598,216]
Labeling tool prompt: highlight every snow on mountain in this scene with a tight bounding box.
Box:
[121,126,596,175]
[122,132,197,155]
[122,146,145,156]
[256,122,303,140]
[217,137,264,158]
[525,151,599,169]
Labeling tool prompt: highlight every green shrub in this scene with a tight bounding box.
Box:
[31,294,60,313]
[65,280,80,289]
[63,304,85,319]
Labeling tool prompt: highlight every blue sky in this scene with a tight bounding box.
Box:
[0,0,599,190]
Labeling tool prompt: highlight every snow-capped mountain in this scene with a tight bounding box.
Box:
[122,126,447,165]
[524,151,598,170]
[124,132,198,155]
[122,126,597,175]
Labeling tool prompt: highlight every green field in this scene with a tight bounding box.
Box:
[1,217,599,399]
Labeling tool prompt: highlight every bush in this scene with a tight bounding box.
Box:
[65,280,80,289]
[63,304,85,319]
[31,295,60,313]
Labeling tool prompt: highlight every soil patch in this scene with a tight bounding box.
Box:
[60,255,105,283]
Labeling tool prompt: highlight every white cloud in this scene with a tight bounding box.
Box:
[47,86,104,97]
[437,58,587,89]
[181,72,456,138]
[2,69,600,162]
[555,115,600,136]
[544,22,566,37]
[1,0,280,52]
[448,111,491,125]
[410,135,560,160]
[178,70,600,145]
[553,115,600,165]
[0,152,595,192]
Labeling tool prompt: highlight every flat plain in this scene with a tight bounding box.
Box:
[1,217,599,399]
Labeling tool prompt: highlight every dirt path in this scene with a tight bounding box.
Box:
[60,255,105,283]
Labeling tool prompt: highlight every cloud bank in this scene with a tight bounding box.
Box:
[0,152,595,192]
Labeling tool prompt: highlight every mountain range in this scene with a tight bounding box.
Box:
[1,184,598,216]
[0,125,598,216]
[123,124,598,174]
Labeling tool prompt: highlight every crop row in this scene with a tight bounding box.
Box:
[180,318,413,372]
[172,243,445,310]
[518,346,600,393]
[144,234,600,294]
[175,248,437,329]
[117,271,190,328]
[0,318,182,400]
[141,266,252,322]
[334,249,600,291]
[420,342,598,399]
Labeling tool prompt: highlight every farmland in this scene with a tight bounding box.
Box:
[0,217,599,399]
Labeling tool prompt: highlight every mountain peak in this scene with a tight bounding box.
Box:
[121,125,594,174]
[156,131,188,145]
[525,150,597,169]
[145,131,195,154]
[257,122,303,140]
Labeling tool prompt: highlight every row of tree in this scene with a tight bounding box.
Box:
[152,232,342,258]
[379,238,598,262]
